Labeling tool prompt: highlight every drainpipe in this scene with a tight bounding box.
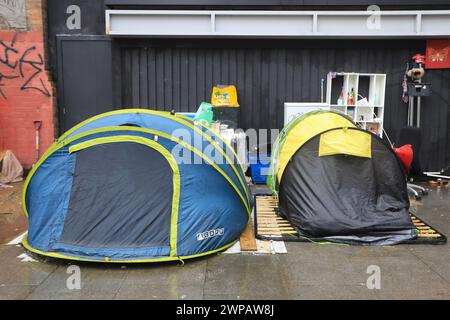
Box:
[33,121,42,162]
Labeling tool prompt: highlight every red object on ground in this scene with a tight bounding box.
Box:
[394,144,414,173]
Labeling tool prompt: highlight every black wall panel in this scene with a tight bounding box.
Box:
[47,0,106,79]
[57,36,114,132]
[118,39,449,171]
[46,0,450,171]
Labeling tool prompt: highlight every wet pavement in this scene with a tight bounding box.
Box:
[0,181,27,244]
[0,182,449,300]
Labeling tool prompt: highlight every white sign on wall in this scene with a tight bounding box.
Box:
[283,103,330,125]
[0,0,26,30]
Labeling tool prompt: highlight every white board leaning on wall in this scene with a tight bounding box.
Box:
[283,103,330,126]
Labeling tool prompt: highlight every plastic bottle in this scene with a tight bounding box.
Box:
[347,88,355,105]
[337,87,345,105]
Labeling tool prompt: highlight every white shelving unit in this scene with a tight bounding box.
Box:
[326,72,386,137]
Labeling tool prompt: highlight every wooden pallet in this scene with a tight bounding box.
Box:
[255,195,299,240]
[255,195,447,244]
[407,214,445,242]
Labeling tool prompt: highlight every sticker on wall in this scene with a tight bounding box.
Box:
[0,0,27,30]
[426,39,450,69]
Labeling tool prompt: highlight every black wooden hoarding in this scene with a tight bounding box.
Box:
[46,0,106,79]
[46,0,450,171]
[117,39,449,171]
[56,36,114,132]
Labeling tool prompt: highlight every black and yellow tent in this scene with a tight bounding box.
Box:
[268,111,417,245]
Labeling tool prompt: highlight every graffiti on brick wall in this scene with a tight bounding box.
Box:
[0,0,26,30]
[0,33,50,99]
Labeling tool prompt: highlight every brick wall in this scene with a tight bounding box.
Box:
[0,0,54,169]
[26,0,44,32]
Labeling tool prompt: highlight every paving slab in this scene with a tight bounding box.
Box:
[350,250,449,299]
[26,262,127,300]
[115,259,207,300]
[280,240,450,299]
[408,245,450,282]
[0,181,27,244]
[0,245,57,288]
[0,285,37,300]
[203,254,290,300]
[288,285,380,300]
[280,243,375,287]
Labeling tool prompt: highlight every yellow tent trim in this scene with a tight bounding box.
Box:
[68,135,182,257]
[172,113,249,204]
[57,109,250,207]
[57,109,169,143]
[277,112,356,182]
[22,234,236,263]
[319,129,372,158]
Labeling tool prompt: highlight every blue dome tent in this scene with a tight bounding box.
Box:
[22,109,251,263]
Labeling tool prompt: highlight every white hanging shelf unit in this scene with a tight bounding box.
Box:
[326,72,386,137]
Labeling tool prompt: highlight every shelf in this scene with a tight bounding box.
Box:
[330,104,383,108]
[106,10,450,38]
[326,72,386,137]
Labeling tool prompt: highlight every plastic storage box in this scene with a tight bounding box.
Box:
[249,154,271,184]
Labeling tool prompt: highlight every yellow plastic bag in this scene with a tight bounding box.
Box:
[211,85,239,107]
